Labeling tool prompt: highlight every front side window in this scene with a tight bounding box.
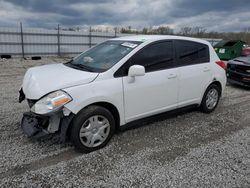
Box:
[66,40,142,72]
[176,40,209,65]
[130,41,174,72]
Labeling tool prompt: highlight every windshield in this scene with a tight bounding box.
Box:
[66,40,142,72]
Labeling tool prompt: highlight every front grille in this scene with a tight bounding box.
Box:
[27,99,38,108]
[227,71,242,82]
[227,63,250,74]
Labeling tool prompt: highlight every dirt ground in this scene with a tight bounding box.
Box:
[0,57,249,187]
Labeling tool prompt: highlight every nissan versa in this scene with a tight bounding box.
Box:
[19,35,227,153]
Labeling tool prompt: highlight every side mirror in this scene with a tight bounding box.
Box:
[128,65,145,77]
[127,65,145,83]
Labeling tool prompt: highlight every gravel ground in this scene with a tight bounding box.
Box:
[0,57,250,187]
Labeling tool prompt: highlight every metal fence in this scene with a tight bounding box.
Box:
[0,24,221,58]
[0,24,132,58]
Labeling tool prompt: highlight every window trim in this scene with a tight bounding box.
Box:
[114,40,176,78]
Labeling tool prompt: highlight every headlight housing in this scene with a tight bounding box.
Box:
[246,70,250,73]
[31,90,72,115]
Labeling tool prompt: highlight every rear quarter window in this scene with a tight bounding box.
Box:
[175,40,210,66]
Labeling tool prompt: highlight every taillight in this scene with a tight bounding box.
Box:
[216,60,227,70]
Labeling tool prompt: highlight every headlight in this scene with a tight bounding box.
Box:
[31,90,72,115]
[247,70,250,73]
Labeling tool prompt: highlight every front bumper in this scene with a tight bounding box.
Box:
[19,88,25,103]
[21,112,50,139]
[226,71,250,87]
[227,78,250,88]
[19,87,75,141]
[20,111,74,142]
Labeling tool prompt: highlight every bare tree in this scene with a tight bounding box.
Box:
[244,27,250,33]
[154,26,174,35]
[142,27,148,34]
[179,27,192,36]
[192,27,207,37]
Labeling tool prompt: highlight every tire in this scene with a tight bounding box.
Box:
[70,105,115,153]
[200,84,221,113]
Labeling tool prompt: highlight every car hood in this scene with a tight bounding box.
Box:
[229,56,250,66]
[22,63,99,99]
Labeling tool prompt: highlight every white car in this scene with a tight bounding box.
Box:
[19,35,226,153]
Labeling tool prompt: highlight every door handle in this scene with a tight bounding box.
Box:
[203,67,210,72]
[168,73,177,79]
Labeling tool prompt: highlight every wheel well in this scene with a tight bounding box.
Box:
[86,102,120,130]
[210,81,222,96]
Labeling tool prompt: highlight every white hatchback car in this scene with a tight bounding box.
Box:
[19,35,226,152]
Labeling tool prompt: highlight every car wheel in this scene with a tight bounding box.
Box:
[70,105,115,153]
[200,84,220,113]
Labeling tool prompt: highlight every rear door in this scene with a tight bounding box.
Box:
[175,40,212,107]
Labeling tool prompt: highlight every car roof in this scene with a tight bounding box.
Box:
[110,35,210,45]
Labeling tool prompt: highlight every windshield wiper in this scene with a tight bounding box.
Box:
[65,60,105,73]
[63,58,93,72]
[67,59,73,64]
[65,61,94,72]
[74,64,95,72]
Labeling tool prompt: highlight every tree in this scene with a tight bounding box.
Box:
[179,27,192,36]
[142,27,148,34]
[244,27,250,33]
[191,27,207,37]
[120,27,127,33]
[154,26,174,35]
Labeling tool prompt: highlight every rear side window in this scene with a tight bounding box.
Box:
[176,40,209,66]
[130,41,174,72]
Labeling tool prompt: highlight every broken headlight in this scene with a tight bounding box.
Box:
[31,90,72,115]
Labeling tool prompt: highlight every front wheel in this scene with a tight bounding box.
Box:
[70,105,115,153]
[200,84,221,113]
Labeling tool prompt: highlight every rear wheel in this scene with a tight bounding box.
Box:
[200,84,221,113]
[70,105,115,153]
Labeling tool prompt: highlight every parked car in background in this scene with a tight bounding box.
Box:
[19,35,227,153]
[214,40,245,60]
[227,56,250,87]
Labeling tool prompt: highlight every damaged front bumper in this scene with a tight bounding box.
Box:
[21,111,74,142]
[19,88,75,142]
[21,112,49,138]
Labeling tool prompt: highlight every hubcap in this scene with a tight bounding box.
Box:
[79,115,110,148]
[206,88,219,110]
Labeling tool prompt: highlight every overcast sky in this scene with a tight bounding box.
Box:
[0,0,250,32]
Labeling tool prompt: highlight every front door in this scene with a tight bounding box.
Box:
[122,41,179,122]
